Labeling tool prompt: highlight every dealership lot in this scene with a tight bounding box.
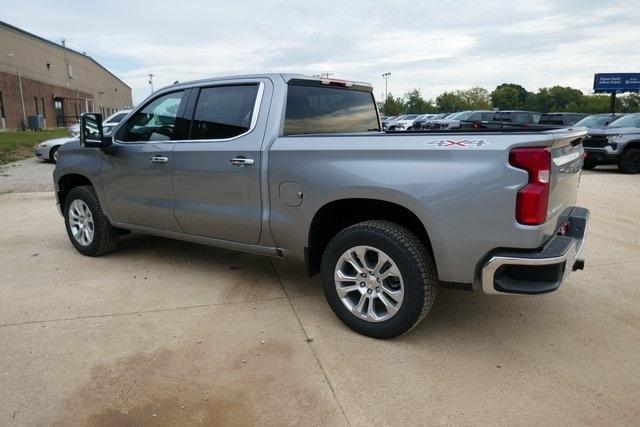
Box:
[0,167,639,425]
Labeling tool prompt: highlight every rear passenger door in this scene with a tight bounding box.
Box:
[172,79,270,243]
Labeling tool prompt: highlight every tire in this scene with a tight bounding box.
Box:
[321,220,438,339]
[64,186,120,256]
[49,146,59,163]
[619,148,640,174]
[582,158,597,170]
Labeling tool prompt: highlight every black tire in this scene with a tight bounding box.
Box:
[619,148,640,174]
[582,158,597,170]
[49,146,59,163]
[321,220,438,339]
[64,186,120,256]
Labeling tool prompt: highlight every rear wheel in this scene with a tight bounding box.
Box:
[64,186,120,256]
[619,148,640,174]
[321,220,438,339]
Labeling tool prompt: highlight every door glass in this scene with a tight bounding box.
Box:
[118,91,185,142]
[190,85,259,140]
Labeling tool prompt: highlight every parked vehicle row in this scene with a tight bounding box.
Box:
[382,110,590,132]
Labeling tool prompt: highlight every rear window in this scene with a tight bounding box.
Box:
[284,84,380,135]
[191,84,259,140]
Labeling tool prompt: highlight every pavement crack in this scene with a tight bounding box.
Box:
[0,296,286,328]
[269,259,351,427]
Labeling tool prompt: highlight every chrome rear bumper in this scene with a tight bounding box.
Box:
[481,207,589,295]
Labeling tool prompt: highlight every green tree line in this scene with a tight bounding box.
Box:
[380,83,640,115]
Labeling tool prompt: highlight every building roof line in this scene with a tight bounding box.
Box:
[0,20,131,90]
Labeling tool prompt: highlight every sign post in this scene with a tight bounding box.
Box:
[593,73,640,114]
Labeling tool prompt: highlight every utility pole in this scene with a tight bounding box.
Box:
[148,74,155,93]
[382,72,391,100]
[7,53,27,130]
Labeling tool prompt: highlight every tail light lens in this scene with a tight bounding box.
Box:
[509,147,551,225]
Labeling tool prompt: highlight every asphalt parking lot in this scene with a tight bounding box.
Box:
[0,160,639,425]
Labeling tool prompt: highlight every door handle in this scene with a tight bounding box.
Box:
[150,156,169,164]
[229,157,255,167]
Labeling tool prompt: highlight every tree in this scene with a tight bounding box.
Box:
[491,83,530,110]
[403,89,435,113]
[435,91,467,112]
[460,87,491,110]
[381,94,404,116]
[436,87,491,112]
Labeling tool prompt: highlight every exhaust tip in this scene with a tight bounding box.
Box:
[572,259,585,271]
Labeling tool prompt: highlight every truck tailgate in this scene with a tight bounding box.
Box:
[548,132,585,226]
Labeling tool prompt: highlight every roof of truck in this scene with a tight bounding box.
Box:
[159,73,373,92]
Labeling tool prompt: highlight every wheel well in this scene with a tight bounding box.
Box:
[57,174,93,208]
[49,145,60,156]
[624,140,640,151]
[307,198,433,276]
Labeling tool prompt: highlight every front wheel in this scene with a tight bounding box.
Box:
[321,220,438,339]
[64,186,120,256]
[582,158,597,170]
[619,148,640,174]
[49,146,60,163]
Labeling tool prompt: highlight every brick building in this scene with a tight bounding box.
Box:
[0,20,132,130]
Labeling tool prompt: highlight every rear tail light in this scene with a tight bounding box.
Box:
[509,147,551,225]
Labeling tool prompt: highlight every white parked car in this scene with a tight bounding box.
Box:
[38,110,130,163]
[388,114,421,131]
[68,109,131,138]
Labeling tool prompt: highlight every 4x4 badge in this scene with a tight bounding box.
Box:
[426,139,489,147]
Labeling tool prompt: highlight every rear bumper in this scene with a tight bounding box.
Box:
[481,207,589,295]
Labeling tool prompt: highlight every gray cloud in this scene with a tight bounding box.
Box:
[3,0,638,103]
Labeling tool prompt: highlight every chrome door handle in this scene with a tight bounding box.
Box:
[229,157,255,166]
[150,156,169,164]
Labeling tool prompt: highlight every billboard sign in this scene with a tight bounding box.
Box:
[593,73,640,93]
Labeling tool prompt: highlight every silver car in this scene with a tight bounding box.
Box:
[36,123,119,163]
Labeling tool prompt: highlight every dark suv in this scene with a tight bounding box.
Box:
[539,113,587,127]
[493,110,541,125]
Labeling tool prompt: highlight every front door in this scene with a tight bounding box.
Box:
[172,81,269,243]
[101,90,188,231]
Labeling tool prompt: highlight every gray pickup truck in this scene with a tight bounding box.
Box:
[53,74,589,338]
[583,113,640,173]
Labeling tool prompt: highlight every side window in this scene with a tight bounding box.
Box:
[513,113,530,124]
[533,113,541,124]
[190,85,259,140]
[118,91,185,142]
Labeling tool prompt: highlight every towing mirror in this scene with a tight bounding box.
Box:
[80,113,111,148]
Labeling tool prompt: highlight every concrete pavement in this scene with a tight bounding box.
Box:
[0,169,639,425]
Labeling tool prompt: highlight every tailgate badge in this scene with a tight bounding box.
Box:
[426,139,488,147]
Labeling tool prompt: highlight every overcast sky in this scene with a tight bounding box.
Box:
[4,0,639,104]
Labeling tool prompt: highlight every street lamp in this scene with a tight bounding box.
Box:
[7,53,27,129]
[148,73,155,93]
[382,72,391,100]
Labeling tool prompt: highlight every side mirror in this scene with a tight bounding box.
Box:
[80,113,111,148]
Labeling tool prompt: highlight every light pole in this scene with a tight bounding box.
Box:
[7,53,27,129]
[382,72,391,100]
[148,73,155,93]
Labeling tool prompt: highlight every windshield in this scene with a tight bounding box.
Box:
[607,114,640,128]
[402,115,419,120]
[574,115,621,128]
[449,111,472,120]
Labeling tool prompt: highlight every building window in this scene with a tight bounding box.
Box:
[41,98,46,118]
[34,97,40,115]
[0,92,5,118]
